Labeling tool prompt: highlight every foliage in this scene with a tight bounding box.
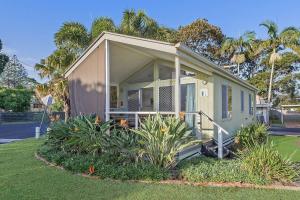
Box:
[235,123,268,149]
[35,22,90,120]
[0,55,29,88]
[46,115,108,155]
[177,19,225,63]
[239,143,299,183]
[0,87,33,112]
[0,39,9,75]
[54,22,89,55]
[91,17,116,40]
[38,139,169,181]
[45,115,138,162]
[258,21,300,103]
[132,115,201,169]
[179,156,266,184]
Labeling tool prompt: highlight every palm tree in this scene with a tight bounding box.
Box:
[259,21,300,103]
[120,9,159,38]
[35,22,89,120]
[91,17,116,40]
[221,31,256,76]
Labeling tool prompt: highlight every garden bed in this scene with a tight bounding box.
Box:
[38,115,300,188]
[35,152,300,191]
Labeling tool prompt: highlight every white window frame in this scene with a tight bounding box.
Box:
[222,84,232,119]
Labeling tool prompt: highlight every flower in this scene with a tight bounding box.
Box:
[89,165,95,174]
[179,112,185,120]
[160,127,167,133]
[120,119,129,127]
[94,116,101,124]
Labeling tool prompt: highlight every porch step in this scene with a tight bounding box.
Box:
[201,140,231,158]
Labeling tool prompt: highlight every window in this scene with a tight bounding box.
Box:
[241,91,244,112]
[222,85,232,119]
[249,93,254,115]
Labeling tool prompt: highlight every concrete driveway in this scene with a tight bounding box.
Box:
[0,122,48,143]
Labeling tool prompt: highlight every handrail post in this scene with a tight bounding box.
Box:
[135,113,139,129]
[217,127,223,159]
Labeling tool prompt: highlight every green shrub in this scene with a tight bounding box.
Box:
[235,123,268,149]
[38,147,169,180]
[132,115,201,169]
[0,87,33,112]
[179,157,266,184]
[46,115,135,157]
[240,143,299,183]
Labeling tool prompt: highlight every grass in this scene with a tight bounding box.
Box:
[0,139,300,200]
[270,135,300,162]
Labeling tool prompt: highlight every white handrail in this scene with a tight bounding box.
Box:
[108,110,229,159]
[108,111,176,115]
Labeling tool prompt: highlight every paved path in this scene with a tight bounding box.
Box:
[268,126,300,136]
[0,122,48,143]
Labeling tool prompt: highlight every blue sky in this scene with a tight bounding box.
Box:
[1,0,300,82]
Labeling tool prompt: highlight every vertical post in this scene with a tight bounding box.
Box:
[135,113,139,129]
[153,61,159,111]
[217,127,223,159]
[105,40,110,121]
[175,55,181,118]
[197,112,203,139]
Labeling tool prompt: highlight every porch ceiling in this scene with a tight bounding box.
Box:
[110,41,175,84]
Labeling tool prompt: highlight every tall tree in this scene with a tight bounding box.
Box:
[91,17,116,40]
[35,22,89,120]
[259,21,300,103]
[120,9,159,37]
[0,55,28,88]
[177,19,225,63]
[0,39,9,75]
[221,31,256,76]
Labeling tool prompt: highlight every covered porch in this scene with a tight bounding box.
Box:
[104,40,214,139]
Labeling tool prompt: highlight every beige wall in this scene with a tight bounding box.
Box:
[213,74,256,138]
[68,43,106,119]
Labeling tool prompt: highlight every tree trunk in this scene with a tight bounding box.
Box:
[63,95,70,122]
[267,61,275,103]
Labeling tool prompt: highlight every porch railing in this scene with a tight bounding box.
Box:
[107,110,230,159]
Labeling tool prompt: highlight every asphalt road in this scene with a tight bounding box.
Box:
[268,126,300,136]
[0,122,48,143]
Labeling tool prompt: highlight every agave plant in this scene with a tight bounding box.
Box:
[132,114,201,169]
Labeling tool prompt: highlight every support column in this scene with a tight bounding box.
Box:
[105,40,110,121]
[175,55,181,118]
[153,61,159,111]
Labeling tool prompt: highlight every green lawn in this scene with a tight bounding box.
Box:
[270,135,300,162]
[0,139,300,200]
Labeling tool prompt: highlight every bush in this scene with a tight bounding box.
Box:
[37,147,169,180]
[235,123,268,149]
[46,115,136,157]
[179,157,266,184]
[0,87,33,112]
[132,115,201,169]
[240,143,299,183]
